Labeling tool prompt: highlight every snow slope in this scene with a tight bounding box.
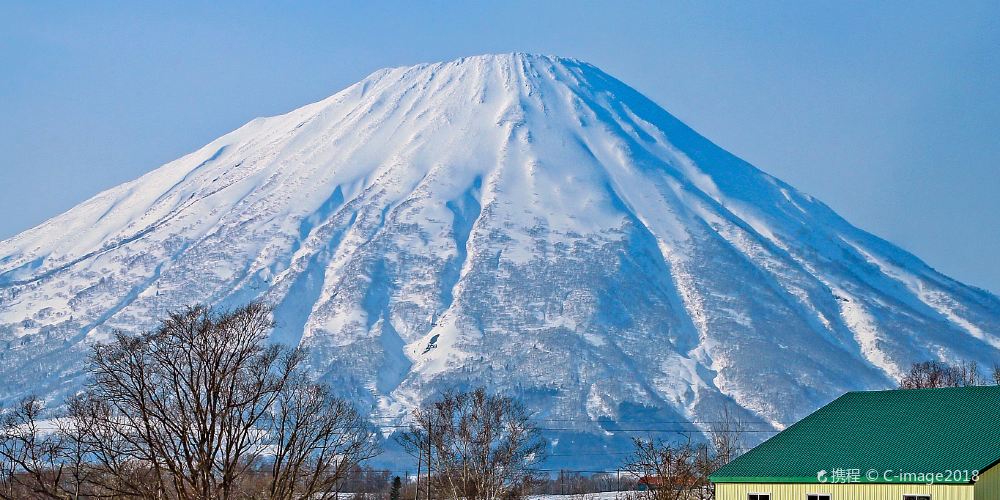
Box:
[2,53,998,469]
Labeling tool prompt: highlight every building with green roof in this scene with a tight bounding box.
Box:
[711,386,1000,500]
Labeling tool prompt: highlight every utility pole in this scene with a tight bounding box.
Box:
[425,422,432,500]
[617,468,621,499]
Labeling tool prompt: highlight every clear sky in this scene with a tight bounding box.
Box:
[1,1,998,293]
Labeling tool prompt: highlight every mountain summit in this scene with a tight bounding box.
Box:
[2,53,998,467]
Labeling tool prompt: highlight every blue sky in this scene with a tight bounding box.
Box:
[1,1,998,293]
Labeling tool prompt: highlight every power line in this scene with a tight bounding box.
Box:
[366,415,778,426]
[534,427,777,433]
[374,423,778,433]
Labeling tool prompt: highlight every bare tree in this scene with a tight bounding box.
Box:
[899,360,986,389]
[624,406,746,500]
[0,396,61,499]
[265,378,379,499]
[707,404,746,468]
[398,387,547,500]
[82,303,303,498]
[624,435,708,500]
[65,392,157,498]
[954,360,983,386]
[0,302,379,500]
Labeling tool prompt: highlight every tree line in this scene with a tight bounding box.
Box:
[0,303,578,499]
[4,300,991,500]
[8,300,895,500]
[0,303,379,499]
[898,359,1000,389]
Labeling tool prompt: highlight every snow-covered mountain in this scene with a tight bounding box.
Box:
[2,53,998,469]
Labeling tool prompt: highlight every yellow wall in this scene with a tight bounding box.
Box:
[716,482,974,500]
[975,464,1000,500]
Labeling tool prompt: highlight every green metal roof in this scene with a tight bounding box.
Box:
[711,386,1000,484]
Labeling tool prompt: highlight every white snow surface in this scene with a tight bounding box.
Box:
[2,53,999,469]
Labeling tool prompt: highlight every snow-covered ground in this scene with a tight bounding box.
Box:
[1,53,999,471]
[528,493,629,500]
